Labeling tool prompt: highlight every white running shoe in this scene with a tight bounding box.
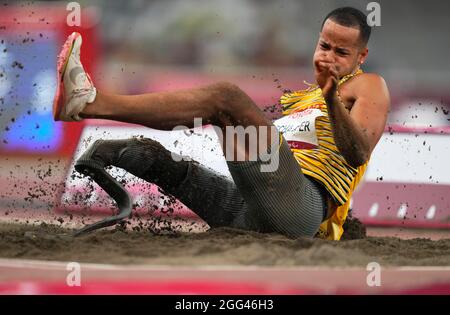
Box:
[53,32,97,121]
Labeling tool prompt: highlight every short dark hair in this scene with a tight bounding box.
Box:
[321,7,371,47]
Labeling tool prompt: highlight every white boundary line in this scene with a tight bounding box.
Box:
[0,258,449,272]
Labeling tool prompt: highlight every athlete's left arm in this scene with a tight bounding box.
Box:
[318,63,390,168]
[348,74,390,158]
[329,74,390,167]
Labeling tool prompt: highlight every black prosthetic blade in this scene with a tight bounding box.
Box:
[73,162,132,237]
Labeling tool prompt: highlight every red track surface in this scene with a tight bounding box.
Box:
[1,259,449,295]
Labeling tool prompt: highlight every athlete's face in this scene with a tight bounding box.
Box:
[313,19,368,79]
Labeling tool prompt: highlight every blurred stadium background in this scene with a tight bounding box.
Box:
[0,0,449,294]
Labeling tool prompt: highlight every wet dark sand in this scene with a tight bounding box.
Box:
[1,222,449,267]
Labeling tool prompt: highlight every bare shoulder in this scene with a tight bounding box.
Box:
[351,73,391,114]
[339,72,390,110]
[351,73,390,96]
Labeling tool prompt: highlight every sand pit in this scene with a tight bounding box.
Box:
[1,222,449,267]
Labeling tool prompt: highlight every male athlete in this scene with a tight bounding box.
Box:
[53,7,389,240]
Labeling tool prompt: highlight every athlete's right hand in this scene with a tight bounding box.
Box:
[314,60,339,102]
